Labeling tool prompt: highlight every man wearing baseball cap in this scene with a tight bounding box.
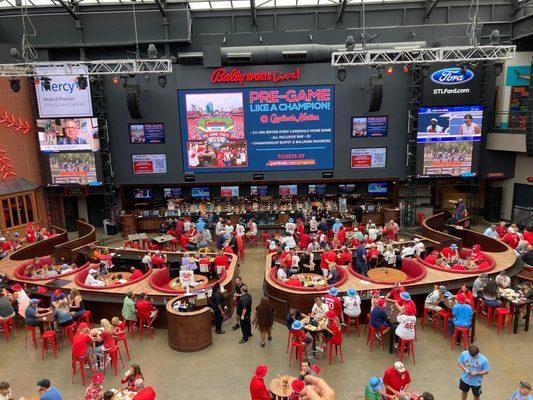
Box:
[25,298,52,335]
[423,249,440,265]
[426,117,443,133]
[324,287,343,321]
[441,243,459,262]
[397,291,416,314]
[370,299,390,341]
[458,344,490,400]
[385,282,405,303]
[36,379,63,400]
[383,361,411,397]
[510,381,531,400]
[425,285,447,312]
[249,365,271,400]
[459,114,481,135]
[85,373,104,400]
[450,293,473,343]
[290,379,305,400]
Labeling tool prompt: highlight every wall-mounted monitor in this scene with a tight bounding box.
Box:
[250,185,268,196]
[48,152,99,185]
[368,182,388,194]
[417,105,483,142]
[220,186,239,197]
[129,123,165,144]
[191,186,210,198]
[37,118,100,152]
[339,184,356,194]
[309,184,326,195]
[350,148,387,169]
[418,141,476,177]
[279,185,297,196]
[132,154,167,174]
[134,189,152,199]
[351,116,388,137]
[163,188,182,199]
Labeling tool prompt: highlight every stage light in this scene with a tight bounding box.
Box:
[41,77,51,91]
[9,79,20,93]
[459,64,468,76]
[112,76,120,85]
[144,74,151,83]
[402,65,410,73]
[77,75,88,90]
[147,43,158,59]
[376,65,385,79]
[345,35,356,51]
[337,67,346,82]
[158,73,167,88]
[493,62,503,76]
[386,66,394,75]
[421,64,430,77]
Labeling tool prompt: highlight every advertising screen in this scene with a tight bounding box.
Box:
[279,185,297,196]
[350,148,387,169]
[339,184,356,194]
[308,184,326,195]
[134,189,152,199]
[48,152,98,185]
[250,185,268,196]
[351,116,388,137]
[132,154,167,175]
[417,106,483,142]
[419,141,475,177]
[179,86,334,173]
[129,123,165,144]
[220,186,239,197]
[163,188,182,198]
[368,182,388,194]
[191,187,210,198]
[37,118,99,152]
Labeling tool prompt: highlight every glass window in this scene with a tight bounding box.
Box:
[2,199,12,228]
[0,192,38,229]
[10,197,20,227]
[25,194,34,222]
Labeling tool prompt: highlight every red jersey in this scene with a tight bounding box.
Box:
[179,235,189,249]
[2,241,12,252]
[250,376,271,400]
[383,366,411,395]
[133,387,156,400]
[101,330,115,349]
[285,279,303,287]
[337,252,351,265]
[324,294,343,317]
[129,269,143,281]
[299,234,311,250]
[320,252,328,269]
[72,333,92,359]
[136,299,154,321]
[496,225,507,238]
[456,289,474,305]
[223,246,234,254]
[280,251,293,268]
[214,255,230,270]
[523,230,533,246]
[296,224,305,235]
[441,247,457,258]
[387,287,405,302]
[367,248,380,260]
[424,254,437,265]
[502,233,519,249]
[323,251,337,270]
[327,321,342,345]
[291,329,308,344]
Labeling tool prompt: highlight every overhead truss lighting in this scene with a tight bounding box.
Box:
[331,45,516,67]
[0,59,173,77]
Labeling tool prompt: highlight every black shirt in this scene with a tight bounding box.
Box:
[522,250,533,267]
[235,283,243,295]
[237,293,252,318]
[0,296,14,318]
[210,290,225,312]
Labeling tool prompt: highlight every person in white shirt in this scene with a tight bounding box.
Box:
[285,219,296,236]
[368,224,380,241]
[309,217,318,233]
[268,239,278,252]
[215,218,224,236]
[183,219,192,232]
[424,285,446,312]
[246,219,258,238]
[291,254,300,272]
[311,297,329,320]
[276,267,288,283]
[413,238,426,257]
[188,146,200,167]
[343,288,361,321]
[203,228,213,244]
[235,223,245,237]
[141,252,152,268]
[426,118,443,133]
[382,244,397,267]
[459,114,481,135]
[395,309,417,341]
[307,238,321,252]
[400,245,415,258]
[495,271,511,289]
[224,222,234,234]
[281,233,296,249]
[85,269,105,287]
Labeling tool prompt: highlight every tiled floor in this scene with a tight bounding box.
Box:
[0,244,531,399]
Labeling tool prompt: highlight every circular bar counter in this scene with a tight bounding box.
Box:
[166,295,213,352]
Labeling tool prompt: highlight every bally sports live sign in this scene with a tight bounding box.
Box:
[178,86,334,173]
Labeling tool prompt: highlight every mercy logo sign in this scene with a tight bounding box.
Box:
[431,68,474,85]
[35,66,93,118]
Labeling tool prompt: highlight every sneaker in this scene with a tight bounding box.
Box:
[248,333,253,337]
[261,342,265,347]
[232,324,240,330]
[375,332,382,341]
[215,330,226,334]
[268,336,272,341]
[239,338,248,344]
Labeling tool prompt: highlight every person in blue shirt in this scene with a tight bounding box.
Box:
[458,345,490,400]
[510,381,532,400]
[355,244,368,276]
[196,218,205,233]
[332,218,343,236]
[483,225,499,239]
[370,298,390,341]
[450,293,473,345]
[36,379,63,400]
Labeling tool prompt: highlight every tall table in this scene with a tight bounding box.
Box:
[269,375,297,400]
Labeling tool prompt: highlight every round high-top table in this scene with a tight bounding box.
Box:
[169,275,209,291]
[269,375,298,399]
[367,267,407,283]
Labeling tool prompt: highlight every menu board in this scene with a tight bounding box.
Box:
[351,116,388,137]
[350,148,387,169]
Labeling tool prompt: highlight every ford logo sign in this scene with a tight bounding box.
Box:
[431,68,474,85]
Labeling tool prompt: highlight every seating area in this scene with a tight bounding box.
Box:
[148,266,227,294]
[269,265,348,291]
[348,258,427,285]
[418,247,496,274]
[74,266,153,289]
[14,256,90,281]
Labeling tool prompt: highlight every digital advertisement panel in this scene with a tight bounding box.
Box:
[220,186,239,197]
[134,189,152,199]
[351,116,388,137]
[419,141,475,177]
[417,106,483,142]
[132,154,168,174]
[368,182,388,194]
[279,185,298,196]
[35,66,93,118]
[129,123,165,144]
[37,118,100,152]
[179,86,334,173]
[48,152,98,185]
[250,185,268,196]
[164,188,182,198]
[350,148,387,169]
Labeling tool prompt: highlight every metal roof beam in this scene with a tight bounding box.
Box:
[337,0,347,24]
[250,0,257,26]
[56,0,79,20]
[424,0,439,19]
[153,0,167,17]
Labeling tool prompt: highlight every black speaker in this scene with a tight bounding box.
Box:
[126,84,142,119]
[368,76,383,112]
[526,57,533,157]
[484,186,502,221]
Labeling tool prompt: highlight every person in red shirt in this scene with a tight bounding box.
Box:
[396,291,416,314]
[132,381,156,400]
[325,310,342,346]
[386,283,405,303]
[26,222,36,244]
[383,362,411,397]
[324,287,343,320]
[0,237,12,253]
[129,267,143,281]
[280,247,293,269]
[501,228,520,249]
[296,220,305,236]
[523,227,533,246]
[72,322,94,360]
[367,244,381,269]
[456,284,474,305]
[150,251,166,268]
[214,250,230,274]
[136,293,158,325]
[249,364,271,400]
[350,237,360,248]
[285,277,303,287]
[323,246,337,276]
[337,246,351,265]
[424,250,439,265]
[495,221,507,238]
[223,244,235,254]
[298,233,311,250]
[441,243,459,260]
[290,320,311,346]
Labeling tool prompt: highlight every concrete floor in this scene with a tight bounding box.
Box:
[1,244,531,399]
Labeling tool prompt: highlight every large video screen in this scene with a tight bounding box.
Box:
[350,148,387,169]
[129,123,165,144]
[351,116,388,137]
[417,106,483,142]
[191,187,210,198]
[48,152,99,185]
[37,118,99,152]
[179,86,334,173]
[134,189,152,199]
[132,154,167,175]
[309,184,326,195]
[418,141,475,177]
[164,188,182,199]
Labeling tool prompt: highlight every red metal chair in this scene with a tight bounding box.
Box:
[476,300,495,327]
[450,326,470,351]
[433,309,452,338]
[61,322,77,344]
[114,332,131,360]
[104,344,125,376]
[286,330,293,353]
[345,315,360,336]
[1,316,18,343]
[24,325,38,349]
[398,338,415,364]
[72,355,92,386]
[327,342,343,365]
[138,317,154,341]
[494,307,511,335]
[363,313,371,334]
[78,311,93,326]
[288,340,304,367]
[41,330,59,360]
[367,325,386,352]
[421,308,435,330]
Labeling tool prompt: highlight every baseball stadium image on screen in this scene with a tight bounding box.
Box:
[129,123,165,144]
[221,186,239,197]
[420,141,475,177]
[417,105,483,142]
[179,86,334,173]
[48,152,98,185]
[351,116,388,137]
[37,118,100,152]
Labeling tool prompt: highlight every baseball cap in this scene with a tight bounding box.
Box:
[519,382,531,391]
[291,379,305,394]
[368,376,383,391]
[36,379,51,389]
[36,286,47,295]
[404,303,416,316]
[54,289,62,297]
[394,282,402,288]
[451,244,458,249]
[400,292,411,301]
[78,322,89,330]
[91,373,105,384]
[438,285,447,291]
[291,320,303,331]
[394,361,406,373]
[255,365,268,378]
[430,118,438,122]
[30,298,39,304]
[413,238,420,243]
[377,299,386,307]
[371,289,380,296]
[11,284,22,292]
[326,310,336,319]
[347,288,357,297]
[329,287,339,296]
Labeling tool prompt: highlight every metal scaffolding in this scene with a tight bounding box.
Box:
[0,59,173,77]
[331,45,516,67]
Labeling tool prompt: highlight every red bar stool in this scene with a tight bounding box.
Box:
[104,344,125,376]
[494,308,511,335]
[363,313,371,334]
[41,330,59,360]
[1,316,18,343]
[286,330,294,353]
[72,355,91,386]
[24,325,38,349]
[142,238,150,249]
[288,340,304,367]
[61,322,77,344]
[398,338,415,364]
[421,308,435,330]
[476,301,495,327]
[327,342,343,365]
[367,325,385,352]
[138,317,154,341]
[125,320,135,339]
[114,333,131,360]
[345,315,360,336]
[78,311,93,326]
[450,326,470,350]
[433,309,451,338]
